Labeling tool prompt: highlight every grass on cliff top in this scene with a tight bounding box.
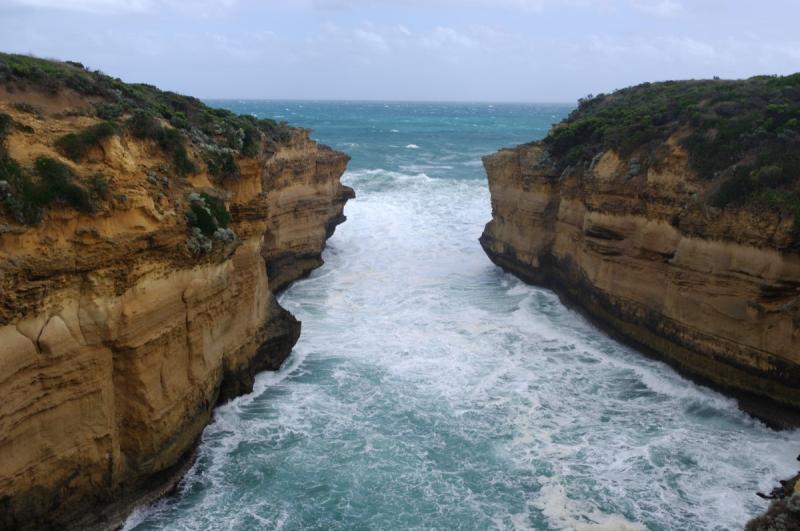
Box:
[544,74,800,237]
[0,52,294,164]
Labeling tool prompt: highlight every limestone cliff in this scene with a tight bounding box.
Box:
[0,54,353,529]
[481,76,800,428]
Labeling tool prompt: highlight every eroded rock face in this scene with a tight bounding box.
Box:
[480,141,800,427]
[0,98,352,529]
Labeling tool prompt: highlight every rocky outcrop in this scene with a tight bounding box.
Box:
[480,140,800,428]
[747,471,800,529]
[0,70,352,528]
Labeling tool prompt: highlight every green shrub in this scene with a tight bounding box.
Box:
[0,153,39,224]
[169,112,188,130]
[34,156,94,213]
[10,102,39,116]
[710,166,756,207]
[157,127,196,175]
[95,102,125,120]
[240,125,259,157]
[201,193,230,228]
[87,173,110,200]
[0,112,12,141]
[1,157,94,224]
[55,121,117,162]
[127,111,161,139]
[189,201,217,236]
[127,112,196,176]
[204,149,238,179]
[187,192,230,237]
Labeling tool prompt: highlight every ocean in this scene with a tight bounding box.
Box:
[124,101,798,530]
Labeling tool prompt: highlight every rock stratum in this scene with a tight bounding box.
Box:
[481,76,800,428]
[0,54,353,529]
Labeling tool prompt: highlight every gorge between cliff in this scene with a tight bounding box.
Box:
[124,102,798,530]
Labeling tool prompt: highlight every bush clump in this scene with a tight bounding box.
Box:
[33,156,94,213]
[95,102,125,120]
[0,113,36,223]
[127,111,196,176]
[87,173,111,200]
[185,192,235,254]
[204,148,238,179]
[187,192,230,236]
[1,156,94,225]
[55,121,117,162]
[10,102,39,116]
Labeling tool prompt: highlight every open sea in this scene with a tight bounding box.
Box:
[124,101,798,531]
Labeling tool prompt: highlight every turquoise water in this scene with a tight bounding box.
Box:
[125,102,798,530]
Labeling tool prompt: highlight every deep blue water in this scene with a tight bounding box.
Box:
[125,101,798,531]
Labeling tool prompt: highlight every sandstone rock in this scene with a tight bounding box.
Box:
[481,141,800,428]
[0,94,352,529]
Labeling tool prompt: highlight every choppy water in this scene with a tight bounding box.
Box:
[125,102,798,530]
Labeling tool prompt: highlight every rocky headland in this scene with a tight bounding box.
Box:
[0,53,353,529]
[480,76,800,428]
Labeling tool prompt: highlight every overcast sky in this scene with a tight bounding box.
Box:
[0,0,798,102]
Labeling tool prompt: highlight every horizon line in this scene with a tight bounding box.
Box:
[201,97,577,106]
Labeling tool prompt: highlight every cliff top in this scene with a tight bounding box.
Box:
[543,74,800,231]
[0,52,294,226]
[0,52,293,147]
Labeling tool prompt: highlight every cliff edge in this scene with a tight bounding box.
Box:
[480,75,800,428]
[0,54,353,529]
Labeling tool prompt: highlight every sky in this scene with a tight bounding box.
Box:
[0,0,799,102]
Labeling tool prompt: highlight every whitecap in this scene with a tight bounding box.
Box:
[405,144,420,149]
[534,479,647,531]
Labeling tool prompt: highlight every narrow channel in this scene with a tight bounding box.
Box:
[126,101,798,531]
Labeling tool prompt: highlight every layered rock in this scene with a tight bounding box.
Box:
[0,67,352,528]
[481,140,800,428]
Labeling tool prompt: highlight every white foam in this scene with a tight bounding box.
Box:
[535,479,647,531]
[126,163,799,530]
[405,144,420,149]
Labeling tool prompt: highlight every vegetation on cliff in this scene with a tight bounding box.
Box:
[0,53,292,148]
[55,121,117,162]
[0,52,294,225]
[185,192,235,254]
[544,74,800,236]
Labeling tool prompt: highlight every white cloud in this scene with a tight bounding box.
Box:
[420,27,476,50]
[2,0,237,15]
[0,0,690,18]
[1,0,798,100]
[587,34,716,62]
[354,28,390,53]
[3,0,151,13]
[632,0,683,16]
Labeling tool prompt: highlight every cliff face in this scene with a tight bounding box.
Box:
[0,56,353,529]
[481,78,800,428]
